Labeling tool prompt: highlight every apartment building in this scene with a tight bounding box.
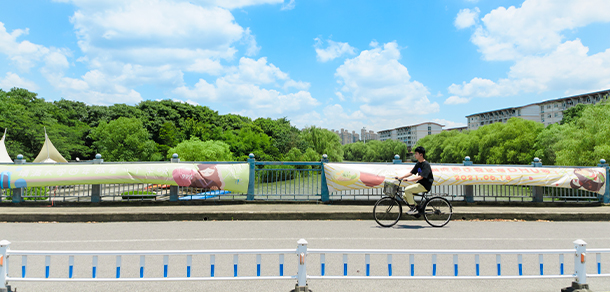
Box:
[361,128,378,142]
[466,89,610,130]
[330,128,360,145]
[378,122,444,146]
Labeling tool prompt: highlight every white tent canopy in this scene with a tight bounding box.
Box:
[0,128,12,163]
[33,128,68,163]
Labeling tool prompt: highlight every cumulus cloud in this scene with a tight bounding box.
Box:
[444,95,471,105]
[454,8,479,29]
[314,38,356,62]
[0,72,38,91]
[471,0,610,61]
[0,22,53,72]
[335,41,439,117]
[450,0,610,101]
[173,56,319,117]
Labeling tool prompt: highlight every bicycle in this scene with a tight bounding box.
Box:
[373,179,453,228]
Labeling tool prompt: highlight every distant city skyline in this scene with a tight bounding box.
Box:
[1,0,610,132]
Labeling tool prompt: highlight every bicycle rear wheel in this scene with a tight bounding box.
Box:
[373,197,402,227]
[423,197,452,227]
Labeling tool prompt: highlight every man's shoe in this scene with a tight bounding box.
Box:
[406,206,419,215]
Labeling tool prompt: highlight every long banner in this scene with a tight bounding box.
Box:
[0,163,249,193]
[324,163,607,195]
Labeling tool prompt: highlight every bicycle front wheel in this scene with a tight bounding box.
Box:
[373,197,402,227]
[423,197,453,227]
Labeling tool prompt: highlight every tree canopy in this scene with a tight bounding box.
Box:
[1,87,607,165]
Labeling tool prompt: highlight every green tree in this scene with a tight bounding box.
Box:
[222,124,279,161]
[533,123,562,165]
[300,126,343,162]
[554,101,610,166]
[415,130,460,163]
[168,137,233,161]
[254,117,305,155]
[560,104,588,125]
[90,117,160,161]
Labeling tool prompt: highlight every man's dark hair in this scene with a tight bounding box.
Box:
[414,146,426,159]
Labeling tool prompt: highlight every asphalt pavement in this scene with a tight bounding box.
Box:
[1,202,609,222]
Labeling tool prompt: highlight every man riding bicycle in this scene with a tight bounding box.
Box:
[395,146,434,215]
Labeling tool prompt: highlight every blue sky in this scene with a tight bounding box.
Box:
[1,0,610,133]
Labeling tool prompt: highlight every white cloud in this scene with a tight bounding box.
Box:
[0,22,52,72]
[223,57,288,85]
[432,118,466,128]
[283,79,310,91]
[281,0,295,10]
[455,8,479,29]
[186,58,224,75]
[70,1,245,63]
[471,0,610,61]
[290,105,367,132]
[444,95,471,105]
[335,41,439,117]
[449,39,610,98]
[242,28,261,57]
[196,0,284,10]
[0,72,38,91]
[451,0,610,100]
[173,56,319,117]
[335,91,345,101]
[314,38,356,62]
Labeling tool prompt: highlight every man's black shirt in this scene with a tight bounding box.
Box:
[410,160,434,191]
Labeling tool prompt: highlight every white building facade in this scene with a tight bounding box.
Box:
[466,89,610,130]
[378,122,444,147]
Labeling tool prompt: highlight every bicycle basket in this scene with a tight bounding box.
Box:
[383,181,399,197]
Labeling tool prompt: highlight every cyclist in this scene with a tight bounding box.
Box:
[395,146,434,215]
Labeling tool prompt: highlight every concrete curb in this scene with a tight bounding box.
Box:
[1,211,609,223]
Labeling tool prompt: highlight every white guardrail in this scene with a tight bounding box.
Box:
[0,239,609,291]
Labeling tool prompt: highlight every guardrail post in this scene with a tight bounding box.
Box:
[531,157,543,202]
[564,239,590,292]
[295,239,308,292]
[247,153,255,200]
[597,159,609,203]
[392,154,401,164]
[91,154,103,203]
[170,153,180,202]
[0,240,11,292]
[320,154,329,202]
[463,156,474,203]
[12,155,25,203]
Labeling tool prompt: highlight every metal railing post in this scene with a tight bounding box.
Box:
[91,154,103,203]
[247,154,255,200]
[463,156,474,203]
[568,239,590,291]
[12,155,26,203]
[0,240,10,292]
[531,157,543,202]
[170,154,180,202]
[295,239,308,292]
[597,159,609,203]
[320,154,329,202]
[392,154,401,164]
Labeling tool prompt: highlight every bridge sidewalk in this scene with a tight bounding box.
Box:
[1,204,609,222]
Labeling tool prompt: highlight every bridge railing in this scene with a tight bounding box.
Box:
[0,239,607,291]
[0,155,608,204]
